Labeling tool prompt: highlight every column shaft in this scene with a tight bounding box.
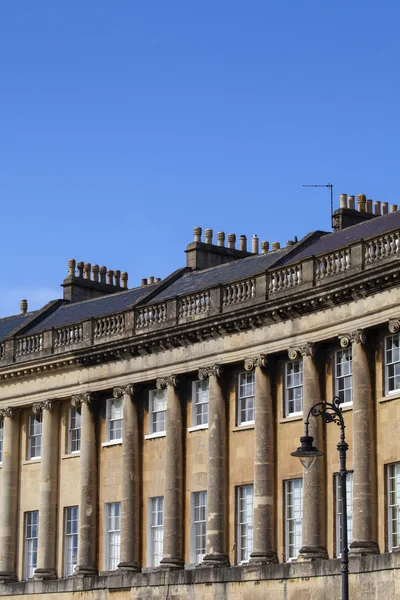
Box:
[298,346,328,559]
[0,410,20,581]
[75,396,97,575]
[118,386,141,571]
[35,402,59,579]
[249,361,278,564]
[203,367,229,566]
[350,334,379,554]
[160,377,183,569]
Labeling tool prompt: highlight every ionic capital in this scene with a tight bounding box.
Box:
[198,365,223,381]
[339,329,367,347]
[388,319,400,334]
[0,406,20,419]
[32,400,57,413]
[156,375,179,390]
[288,342,315,360]
[113,384,134,399]
[244,354,267,371]
[71,392,93,407]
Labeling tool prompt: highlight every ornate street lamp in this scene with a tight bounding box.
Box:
[291,397,349,600]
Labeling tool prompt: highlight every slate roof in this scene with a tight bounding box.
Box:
[0,312,39,342]
[281,210,400,265]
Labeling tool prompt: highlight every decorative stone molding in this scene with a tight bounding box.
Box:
[0,406,19,419]
[71,392,93,407]
[388,319,400,334]
[198,365,223,380]
[288,342,315,360]
[244,354,267,371]
[113,384,134,398]
[156,375,179,390]
[339,329,367,347]
[32,400,57,414]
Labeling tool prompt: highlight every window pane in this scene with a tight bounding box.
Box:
[149,390,167,434]
[386,335,400,393]
[150,497,164,566]
[336,349,353,405]
[192,491,207,563]
[238,371,255,425]
[25,511,39,579]
[285,479,303,560]
[285,361,303,416]
[388,463,400,551]
[194,380,209,426]
[106,502,121,570]
[29,414,42,459]
[64,506,79,576]
[335,472,353,556]
[237,485,253,563]
[69,406,81,453]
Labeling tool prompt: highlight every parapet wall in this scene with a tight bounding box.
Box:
[1,554,399,600]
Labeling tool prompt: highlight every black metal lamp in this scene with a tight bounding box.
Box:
[290,435,324,470]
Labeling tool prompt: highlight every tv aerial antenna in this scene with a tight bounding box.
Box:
[303,183,334,223]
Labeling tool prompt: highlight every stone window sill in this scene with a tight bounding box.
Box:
[188,424,208,433]
[22,458,41,465]
[102,439,123,448]
[380,392,400,404]
[232,423,254,432]
[280,415,303,424]
[144,431,166,440]
[62,453,80,460]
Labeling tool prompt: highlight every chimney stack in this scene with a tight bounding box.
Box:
[252,234,259,254]
[20,299,28,314]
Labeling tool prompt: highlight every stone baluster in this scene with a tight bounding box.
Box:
[200,365,230,566]
[340,330,379,555]
[159,375,184,569]
[245,356,278,564]
[34,401,59,579]
[116,385,141,572]
[0,408,20,582]
[72,392,98,575]
[289,343,328,560]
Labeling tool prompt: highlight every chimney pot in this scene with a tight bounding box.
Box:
[272,241,280,251]
[382,202,389,215]
[148,276,155,284]
[114,269,121,287]
[99,266,107,284]
[20,299,28,314]
[340,194,347,209]
[193,227,202,242]
[68,259,76,277]
[252,234,259,254]
[374,201,381,215]
[121,272,128,289]
[239,235,247,251]
[261,241,269,254]
[348,195,355,209]
[366,199,373,213]
[228,233,236,249]
[76,261,84,278]
[205,229,213,244]
[155,277,161,283]
[286,240,294,247]
[107,270,114,285]
[357,194,367,212]
[83,263,91,280]
[92,264,99,282]
[141,278,147,286]
[390,204,398,213]
[217,232,225,247]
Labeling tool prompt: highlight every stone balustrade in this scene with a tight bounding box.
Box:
[94,314,125,339]
[178,292,210,318]
[54,325,83,347]
[365,231,400,264]
[269,266,301,292]
[0,344,4,360]
[16,334,44,356]
[136,303,167,329]
[316,249,351,279]
[222,279,255,305]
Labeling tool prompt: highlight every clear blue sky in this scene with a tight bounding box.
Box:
[1,1,399,316]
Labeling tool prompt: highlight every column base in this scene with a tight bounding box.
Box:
[249,551,279,565]
[117,561,141,572]
[200,553,230,568]
[349,541,380,556]
[297,546,329,561]
[74,565,98,577]
[160,557,184,570]
[33,568,57,580]
[0,572,17,583]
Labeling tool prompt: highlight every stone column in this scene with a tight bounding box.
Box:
[159,375,184,569]
[246,356,278,564]
[116,385,141,572]
[34,401,59,579]
[340,330,379,555]
[200,365,230,567]
[289,343,328,560]
[72,392,98,575]
[0,408,20,582]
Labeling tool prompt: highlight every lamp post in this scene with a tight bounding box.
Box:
[291,397,349,600]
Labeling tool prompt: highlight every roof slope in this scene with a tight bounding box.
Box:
[0,312,39,342]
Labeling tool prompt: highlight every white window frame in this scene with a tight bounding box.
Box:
[385,334,400,395]
[105,397,123,444]
[236,484,254,563]
[104,502,121,570]
[148,496,164,567]
[284,479,303,561]
[190,380,209,430]
[190,491,207,564]
[284,360,303,417]
[24,510,39,579]
[237,371,255,426]
[68,406,81,454]
[335,348,353,406]
[387,462,400,551]
[147,389,167,436]
[28,413,42,460]
[334,472,353,557]
[0,417,3,463]
[64,506,79,576]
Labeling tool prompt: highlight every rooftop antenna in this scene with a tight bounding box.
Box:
[303,183,334,225]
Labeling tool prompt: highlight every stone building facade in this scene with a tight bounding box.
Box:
[0,194,399,599]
